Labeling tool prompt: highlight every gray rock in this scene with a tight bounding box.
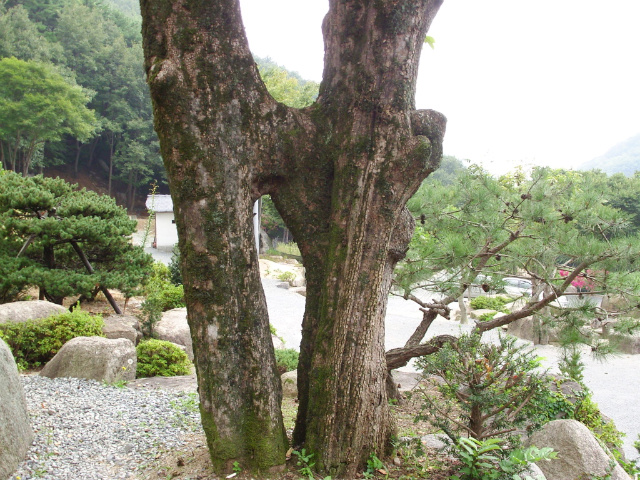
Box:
[40,337,136,384]
[102,314,142,345]
[272,334,285,350]
[276,282,290,290]
[522,463,547,480]
[0,300,66,325]
[155,308,193,360]
[608,332,640,354]
[0,339,33,480]
[507,316,558,344]
[526,419,630,480]
[420,433,448,451]
[281,370,297,398]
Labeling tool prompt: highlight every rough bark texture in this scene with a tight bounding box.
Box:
[140,0,445,476]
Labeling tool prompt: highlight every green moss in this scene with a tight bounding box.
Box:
[199,401,287,473]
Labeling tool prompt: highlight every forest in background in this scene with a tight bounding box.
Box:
[0,0,317,213]
[1,0,639,217]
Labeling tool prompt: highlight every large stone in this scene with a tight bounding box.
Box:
[102,314,142,345]
[526,419,630,480]
[281,370,297,398]
[155,308,193,360]
[507,316,559,344]
[0,339,33,480]
[0,300,66,325]
[40,337,136,383]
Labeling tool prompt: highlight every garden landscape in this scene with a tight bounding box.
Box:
[2,0,640,479]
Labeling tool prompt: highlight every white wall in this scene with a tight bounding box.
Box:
[155,212,178,249]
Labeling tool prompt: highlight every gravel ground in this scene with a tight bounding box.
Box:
[9,376,201,480]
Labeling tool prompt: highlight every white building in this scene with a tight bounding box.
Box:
[145,194,261,252]
[145,195,178,250]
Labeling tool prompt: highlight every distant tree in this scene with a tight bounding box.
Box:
[388,166,640,374]
[0,57,97,174]
[425,154,466,186]
[0,5,61,63]
[0,171,153,305]
[257,60,319,108]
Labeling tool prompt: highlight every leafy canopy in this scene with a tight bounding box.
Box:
[0,57,97,172]
[0,171,153,303]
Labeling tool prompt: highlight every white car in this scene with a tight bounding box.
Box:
[502,277,532,297]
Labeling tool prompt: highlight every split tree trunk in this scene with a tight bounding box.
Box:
[140,0,445,476]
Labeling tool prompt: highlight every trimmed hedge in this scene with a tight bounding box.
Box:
[0,308,104,369]
[136,339,191,378]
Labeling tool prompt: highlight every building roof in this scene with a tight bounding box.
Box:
[145,194,174,213]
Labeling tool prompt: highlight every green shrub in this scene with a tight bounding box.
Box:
[136,339,192,378]
[478,311,498,322]
[574,393,625,453]
[139,262,186,337]
[274,348,299,374]
[415,333,549,446]
[168,245,183,286]
[275,270,296,285]
[0,308,104,369]
[470,296,510,312]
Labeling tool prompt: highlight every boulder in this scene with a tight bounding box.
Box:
[507,316,558,345]
[272,334,285,350]
[0,300,66,325]
[102,314,142,345]
[40,337,136,383]
[0,339,33,480]
[155,308,193,360]
[526,419,630,480]
[281,370,297,398]
[608,332,640,355]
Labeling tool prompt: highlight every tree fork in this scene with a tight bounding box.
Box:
[140,0,446,476]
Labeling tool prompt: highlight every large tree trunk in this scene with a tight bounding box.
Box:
[140,0,445,476]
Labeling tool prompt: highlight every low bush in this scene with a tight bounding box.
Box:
[139,262,186,337]
[470,296,510,312]
[0,308,104,369]
[477,311,498,322]
[274,348,299,374]
[136,339,192,378]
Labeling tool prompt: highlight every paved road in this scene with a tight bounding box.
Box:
[147,246,639,461]
[264,278,640,462]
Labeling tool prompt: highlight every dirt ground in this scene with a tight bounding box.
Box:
[133,379,459,480]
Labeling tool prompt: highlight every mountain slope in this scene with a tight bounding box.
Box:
[579,133,640,175]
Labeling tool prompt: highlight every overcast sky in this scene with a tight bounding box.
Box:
[240,0,640,174]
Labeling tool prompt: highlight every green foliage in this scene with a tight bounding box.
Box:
[364,453,386,478]
[396,166,640,367]
[139,262,185,337]
[276,270,296,285]
[168,245,182,286]
[0,57,97,173]
[450,437,557,480]
[256,57,319,108]
[135,339,191,378]
[557,348,585,383]
[260,195,286,239]
[292,448,316,480]
[574,393,625,453]
[478,311,498,322]
[470,296,510,312]
[0,308,104,369]
[0,172,153,304]
[528,385,576,424]
[274,348,299,374]
[416,334,549,445]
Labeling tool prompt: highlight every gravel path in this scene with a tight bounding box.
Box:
[9,376,201,480]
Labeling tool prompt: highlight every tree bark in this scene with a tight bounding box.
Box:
[140,0,445,476]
